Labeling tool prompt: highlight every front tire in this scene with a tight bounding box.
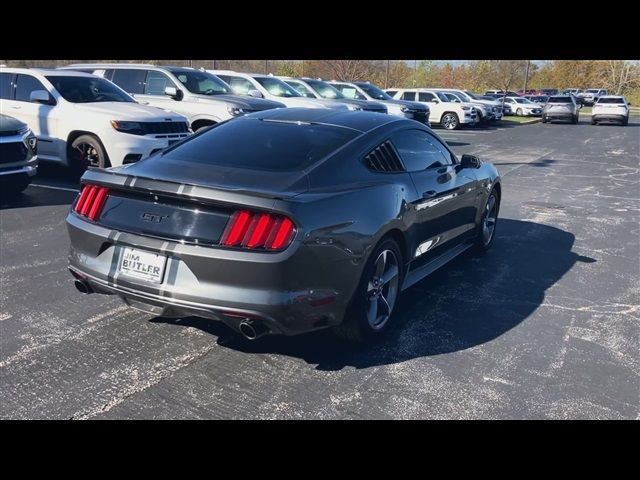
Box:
[333,238,403,343]
[516,108,523,116]
[441,112,459,130]
[69,134,109,176]
[474,189,500,254]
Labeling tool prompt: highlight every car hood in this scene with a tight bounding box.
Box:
[114,156,308,197]
[328,98,387,112]
[272,96,347,109]
[0,113,27,132]
[190,94,285,110]
[72,102,187,121]
[381,99,428,111]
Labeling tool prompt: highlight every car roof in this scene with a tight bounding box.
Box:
[597,95,624,99]
[66,63,155,69]
[2,67,97,78]
[248,107,402,133]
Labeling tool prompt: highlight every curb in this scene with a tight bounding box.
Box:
[500,118,542,125]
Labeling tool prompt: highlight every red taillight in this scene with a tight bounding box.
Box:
[220,210,295,251]
[74,184,109,221]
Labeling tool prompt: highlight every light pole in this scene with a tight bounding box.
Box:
[523,60,531,93]
[385,60,390,88]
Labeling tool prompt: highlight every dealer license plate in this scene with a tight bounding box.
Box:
[118,247,167,283]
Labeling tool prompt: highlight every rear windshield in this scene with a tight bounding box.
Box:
[161,118,359,172]
[548,96,572,103]
[597,97,624,104]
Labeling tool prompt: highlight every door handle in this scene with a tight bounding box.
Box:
[10,105,21,109]
[422,190,437,199]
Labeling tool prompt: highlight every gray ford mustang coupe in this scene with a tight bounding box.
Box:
[66,108,501,342]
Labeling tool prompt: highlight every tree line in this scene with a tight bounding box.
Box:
[3,59,638,101]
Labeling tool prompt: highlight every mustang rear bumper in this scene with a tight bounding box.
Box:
[66,212,364,336]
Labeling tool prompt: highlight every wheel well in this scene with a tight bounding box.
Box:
[382,229,408,265]
[191,119,217,132]
[443,111,457,117]
[66,131,111,167]
[493,182,501,201]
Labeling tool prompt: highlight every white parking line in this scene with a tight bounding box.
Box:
[30,184,79,193]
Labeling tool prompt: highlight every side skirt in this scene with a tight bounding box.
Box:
[401,241,473,291]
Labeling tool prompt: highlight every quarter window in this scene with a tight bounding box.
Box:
[418,92,437,102]
[15,75,48,103]
[111,69,146,95]
[392,129,453,171]
[402,91,416,101]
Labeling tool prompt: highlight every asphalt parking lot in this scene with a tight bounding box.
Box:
[1,117,638,419]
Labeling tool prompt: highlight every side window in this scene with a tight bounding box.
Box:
[391,129,452,171]
[111,69,146,95]
[336,86,365,100]
[0,73,13,99]
[402,91,416,101]
[427,133,457,165]
[15,74,48,103]
[418,92,436,102]
[144,70,173,95]
[386,90,397,97]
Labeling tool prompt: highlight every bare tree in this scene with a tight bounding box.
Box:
[605,60,638,94]
[490,60,527,92]
[322,60,373,81]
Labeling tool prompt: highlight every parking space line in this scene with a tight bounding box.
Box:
[30,184,79,193]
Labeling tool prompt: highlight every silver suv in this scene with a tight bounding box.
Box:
[542,95,580,124]
[61,64,285,131]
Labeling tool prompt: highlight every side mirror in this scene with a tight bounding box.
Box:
[430,98,439,103]
[460,154,481,169]
[164,86,184,101]
[247,89,263,98]
[30,90,53,105]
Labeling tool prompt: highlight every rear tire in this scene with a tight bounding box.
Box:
[333,238,403,343]
[69,134,109,176]
[573,114,579,124]
[591,118,597,125]
[622,117,628,126]
[474,189,500,255]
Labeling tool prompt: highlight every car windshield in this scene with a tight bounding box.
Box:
[254,77,301,97]
[587,89,600,93]
[597,97,624,104]
[548,96,572,103]
[514,98,533,104]
[169,69,232,95]
[357,83,392,100]
[436,92,450,101]
[306,79,345,99]
[46,75,134,103]
[464,91,481,100]
[162,118,359,172]
[444,93,461,102]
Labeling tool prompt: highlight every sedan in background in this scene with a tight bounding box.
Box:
[524,95,549,104]
[591,96,630,126]
[67,108,500,343]
[501,97,543,116]
[0,114,38,196]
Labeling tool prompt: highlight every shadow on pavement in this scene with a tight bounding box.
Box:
[152,219,595,370]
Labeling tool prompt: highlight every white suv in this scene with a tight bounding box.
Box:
[386,88,477,129]
[61,64,286,132]
[209,70,346,109]
[591,96,630,126]
[0,68,189,171]
[436,89,502,122]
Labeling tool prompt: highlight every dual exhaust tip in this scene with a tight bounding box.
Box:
[238,319,269,340]
[74,278,268,341]
[74,279,94,295]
